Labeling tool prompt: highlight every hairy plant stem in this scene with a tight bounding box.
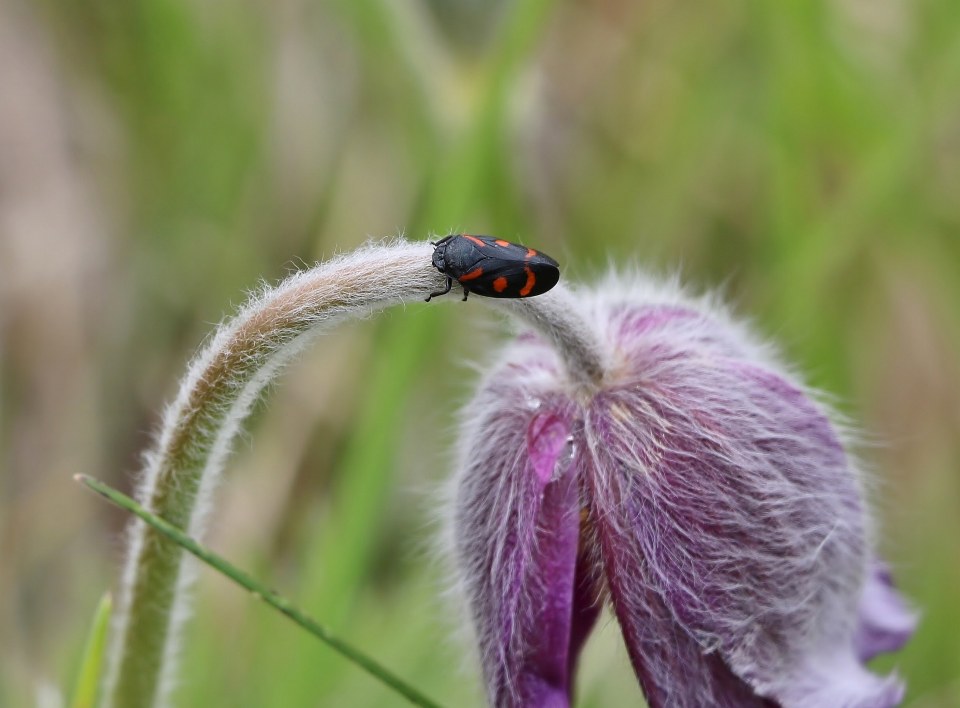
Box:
[102,239,602,708]
[104,241,440,707]
[80,475,442,708]
[488,287,605,395]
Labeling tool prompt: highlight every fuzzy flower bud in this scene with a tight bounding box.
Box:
[449,275,915,708]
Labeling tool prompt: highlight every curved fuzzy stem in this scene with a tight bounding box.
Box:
[103,240,445,708]
[487,285,606,395]
[102,238,603,708]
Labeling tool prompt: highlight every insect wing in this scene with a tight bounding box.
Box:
[438,234,560,299]
[468,254,560,298]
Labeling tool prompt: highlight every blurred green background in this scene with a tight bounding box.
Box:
[1,0,958,705]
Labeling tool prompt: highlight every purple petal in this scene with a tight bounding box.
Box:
[583,303,906,707]
[854,561,918,661]
[566,548,604,686]
[452,359,598,707]
[584,449,774,708]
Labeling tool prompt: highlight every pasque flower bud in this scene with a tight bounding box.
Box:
[450,276,915,708]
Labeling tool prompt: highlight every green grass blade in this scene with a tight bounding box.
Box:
[74,475,444,708]
[70,591,112,708]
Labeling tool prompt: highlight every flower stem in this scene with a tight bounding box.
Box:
[102,240,446,708]
[77,475,444,708]
[489,284,607,394]
[100,237,598,708]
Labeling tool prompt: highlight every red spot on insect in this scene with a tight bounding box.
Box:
[493,276,508,292]
[495,239,511,247]
[525,248,537,259]
[463,235,486,247]
[519,267,536,296]
[459,267,484,281]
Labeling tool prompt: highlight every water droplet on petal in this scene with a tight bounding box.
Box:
[552,435,577,481]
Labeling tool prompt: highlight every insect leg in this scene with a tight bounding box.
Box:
[425,277,453,302]
[461,287,470,302]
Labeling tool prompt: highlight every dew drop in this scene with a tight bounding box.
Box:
[552,435,577,481]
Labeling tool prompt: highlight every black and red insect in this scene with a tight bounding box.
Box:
[425,234,561,302]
